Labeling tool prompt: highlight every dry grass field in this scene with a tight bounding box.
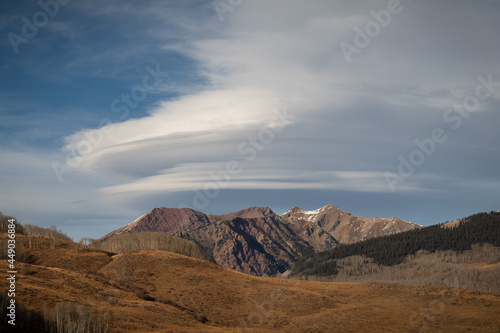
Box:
[1,234,500,332]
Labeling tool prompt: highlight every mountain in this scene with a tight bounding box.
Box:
[101,206,315,276]
[280,204,422,250]
[100,207,212,237]
[100,204,421,276]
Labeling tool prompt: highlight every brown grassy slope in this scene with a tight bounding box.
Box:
[0,234,499,332]
[98,251,500,332]
[0,233,114,273]
[1,261,208,332]
[0,233,214,332]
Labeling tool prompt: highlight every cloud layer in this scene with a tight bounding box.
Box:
[1,0,499,239]
[61,0,500,199]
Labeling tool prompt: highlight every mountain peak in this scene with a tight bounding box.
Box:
[208,206,275,222]
[284,206,305,215]
[99,207,211,241]
[282,204,343,218]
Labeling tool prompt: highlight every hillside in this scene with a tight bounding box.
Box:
[1,234,500,332]
[291,211,500,285]
[100,205,421,275]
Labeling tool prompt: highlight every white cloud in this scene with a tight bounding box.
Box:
[60,3,369,187]
[98,165,431,197]
[57,0,500,208]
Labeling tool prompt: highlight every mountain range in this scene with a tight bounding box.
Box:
[100,204,421,275]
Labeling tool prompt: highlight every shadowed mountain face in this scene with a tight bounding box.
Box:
[101,205,421,275]
[179,215,314,276]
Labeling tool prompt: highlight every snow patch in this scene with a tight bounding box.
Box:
[124,213,146,230]
[303,208,321,215]
[303,204,334,215]
[282,204,334,217]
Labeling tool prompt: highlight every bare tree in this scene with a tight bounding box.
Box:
[94,232,209,261]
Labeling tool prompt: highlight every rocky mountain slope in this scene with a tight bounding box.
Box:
[101,207,315,275]
[101,207,212,236]
[281,204,422,250]
[178,212,314,276]
[100,205,421,275]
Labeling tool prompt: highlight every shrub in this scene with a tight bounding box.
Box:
[195,313,208,323]
[49,302,112,333]
[155,296,178,307]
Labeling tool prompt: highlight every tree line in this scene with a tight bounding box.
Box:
[93,232,212,261]
[291,211,500,277]
[0,212,72,242]
[0,291,112,333]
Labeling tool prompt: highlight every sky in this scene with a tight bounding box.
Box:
[1,0,499,241]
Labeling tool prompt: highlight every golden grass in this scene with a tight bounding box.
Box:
[1,234,499,332]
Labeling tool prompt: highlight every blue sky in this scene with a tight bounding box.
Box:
[1,0,499,241]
